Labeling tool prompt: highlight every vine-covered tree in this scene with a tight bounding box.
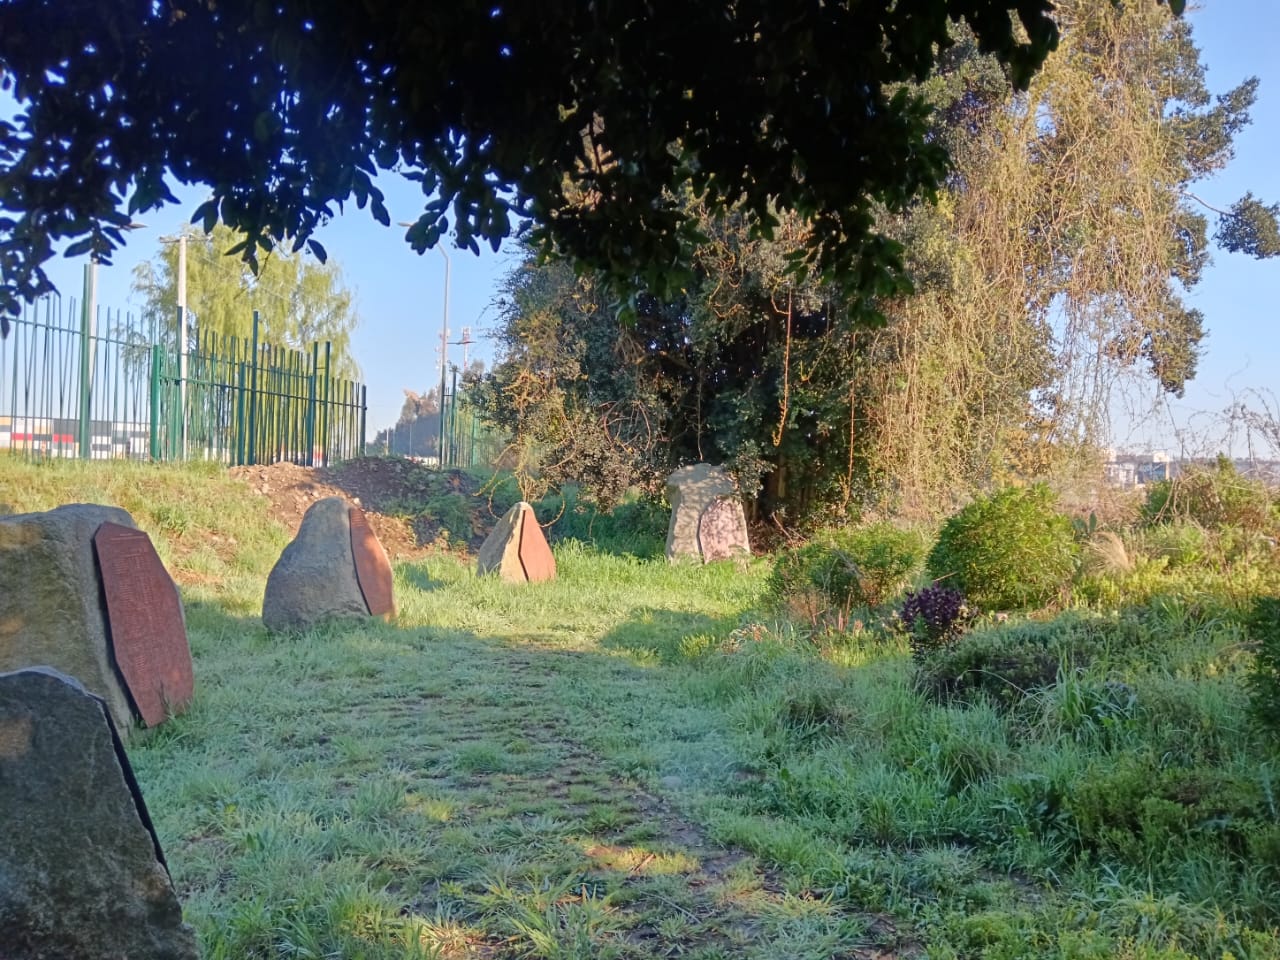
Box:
[0,0,1091,333]
[477,1,1278,524]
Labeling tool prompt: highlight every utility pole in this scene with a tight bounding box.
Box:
[397,221,451,470]
[458,326,474,371]
[438,246,450,469]
[160,233,189,456]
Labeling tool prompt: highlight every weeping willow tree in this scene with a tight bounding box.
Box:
[130,223,362,381]
[963,0,1273,441]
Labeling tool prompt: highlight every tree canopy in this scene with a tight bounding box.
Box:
[476,0,1272,525]
[130,223,361,381]
[0,0,1138,334]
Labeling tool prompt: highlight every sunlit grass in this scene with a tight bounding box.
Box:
[6,455,1280,958]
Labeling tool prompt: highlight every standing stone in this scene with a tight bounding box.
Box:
[698,497,751,562]
[0,667,198,959]
[476,502,556,583]
[348,505,396,618]
[94,522,194,728]
[665,464,749,561]
[263,496,393,631]
[0,504,139,735]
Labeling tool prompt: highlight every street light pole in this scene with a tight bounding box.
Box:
[437,246,450,469]
[160,232,190,456]
[398,222,452,469]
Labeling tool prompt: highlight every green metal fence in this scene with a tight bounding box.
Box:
[1,297,365,465]
[374,368,504,469]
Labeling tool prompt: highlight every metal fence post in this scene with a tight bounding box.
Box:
[246,310,260,465]
[148,343,161,460]
[321,341,331,467]
[78,264,93,459]
[305,342,318,466]
[359,384,367,457]
[449,365,459,467]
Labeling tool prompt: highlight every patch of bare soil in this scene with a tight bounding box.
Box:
[229,457,493,560]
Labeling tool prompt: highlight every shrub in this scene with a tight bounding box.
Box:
[927,484,1079,611]
[537,486,668,557]
[424,492,475,543]
[1141,454,1274,531]
[917,617,1106,710]
[768,522,928,627]
[1247,596,1280,735]
[900,584,971,661]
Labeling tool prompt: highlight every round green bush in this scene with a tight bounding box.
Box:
[927,484,1078,611]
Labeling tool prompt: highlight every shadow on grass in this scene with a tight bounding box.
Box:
[397,563,447,594]
[600,607,739,663]
[141,589,916,960]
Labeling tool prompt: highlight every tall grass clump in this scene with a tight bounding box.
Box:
[767,522,927,630]
[1141,455,1275,531]
[1247,596,1280,735]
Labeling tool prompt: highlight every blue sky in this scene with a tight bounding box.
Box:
[19,0,1280,446]
[1126,0,1280,456]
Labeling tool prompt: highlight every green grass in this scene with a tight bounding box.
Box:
[5,456,1280,958]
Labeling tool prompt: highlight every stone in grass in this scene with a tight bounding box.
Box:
[263,496,395,631]
[93,521,195,729]
[0,504,141,735]
[697,497,751,563]
[476,501,556,583]
[0,666,198,960]
[664,464,749,562]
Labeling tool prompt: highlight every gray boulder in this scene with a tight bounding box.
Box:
[665,464,749,561]
[263,496,371,631]
[0,667,198,959]
[0,503,138,734]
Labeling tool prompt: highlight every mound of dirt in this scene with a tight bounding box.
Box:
[229,458,493,560]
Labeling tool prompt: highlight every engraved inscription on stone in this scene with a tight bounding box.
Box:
[697,498,750,563]
[348,506,395,617]
[93,523,193,727]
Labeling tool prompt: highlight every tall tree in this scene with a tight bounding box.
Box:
[935,0,1279,445]
[478,2,1277,524]
[130,224,361,381]
[0,0,1092,333]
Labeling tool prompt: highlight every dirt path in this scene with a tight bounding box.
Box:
[339,639,908,960]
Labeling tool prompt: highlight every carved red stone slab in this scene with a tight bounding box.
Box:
[349,506,395,617]
[517,505,556,583]
[698,498,750,563]
[93,523,194,727]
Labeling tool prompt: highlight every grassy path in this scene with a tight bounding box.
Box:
[125,546,900,959]
[13,461,1276,958]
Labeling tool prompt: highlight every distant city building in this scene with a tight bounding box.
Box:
[1103,450,1280,488]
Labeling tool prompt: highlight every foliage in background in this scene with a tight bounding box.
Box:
[1142,455,1276,531]
[476,4,1278,526]
[534,486,669,560]
[927,484,1078,611]
[1247,596,1280,735]
[130,224,361,381]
